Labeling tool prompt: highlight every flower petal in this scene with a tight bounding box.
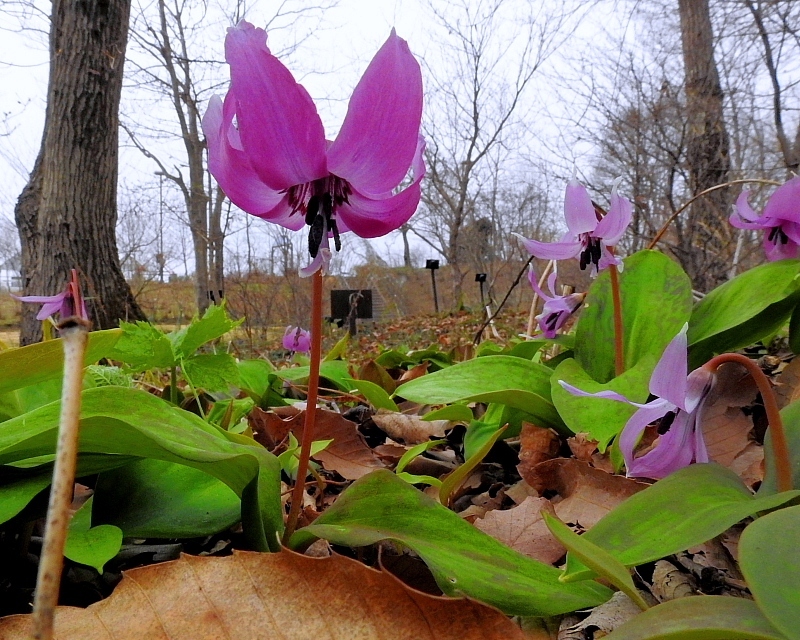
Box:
[225,21,326,190]
[336,136,425,238]
[763,175,800,224]
[649,324,689,409]
[564,180,598,235]
[594,188,632,246]
[558,380,633,404]
[617,401,673,476]
[527,269,551,301]
[764,234,800,262]
[327,30,423,197]
[733,190,763,222]
[627,408,696,479]
[515,235,582,261]
[204,95,302,230]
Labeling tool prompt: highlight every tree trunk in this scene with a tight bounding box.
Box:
[678,0,732,291]
[15,0,145,345]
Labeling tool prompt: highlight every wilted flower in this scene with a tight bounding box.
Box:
[528,269,584,339]
[203,21,425,276]
[283,326,311,353]
[516,179,632,276]
[559,325,715,479]
[729,176,800,262]
[14,277,88,322]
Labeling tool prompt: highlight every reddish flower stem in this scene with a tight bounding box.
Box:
[283,270,323,544]
[608,263,625,377]
[704,353,792,493]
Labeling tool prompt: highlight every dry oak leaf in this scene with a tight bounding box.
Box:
[0,551,525,639]
[371,409,450,444]
[517,422,561,478]
[251,406,384,480]
[775,355,800,409]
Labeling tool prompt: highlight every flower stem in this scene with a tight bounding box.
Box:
[705,353,792,492]
[609,263,625,377]
[283,269,323,544]
[31,317,90,640]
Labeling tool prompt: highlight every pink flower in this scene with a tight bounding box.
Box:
[516,179,632,275]
[528,270,584,339]
[729,177,800,261]
[560,325,715,479]
[283,326,311,353]
[203,22,425,276]
[14,277,89,322]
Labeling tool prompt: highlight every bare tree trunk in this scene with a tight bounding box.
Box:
[15,0,144,345]
[678,0,732,291]
[208,184,226,303]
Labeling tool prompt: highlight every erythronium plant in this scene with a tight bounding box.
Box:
[204,21,424,540]
[15,270,90,340]
[527,268,585,339]
[561,324,792,491]
[282,326,311,354]
[517,178,632,375]
[730,175,800,261]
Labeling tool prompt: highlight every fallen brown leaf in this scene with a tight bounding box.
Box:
[517,423,561,479]
[358,360,397,394]
[566,433,598,462]
[0,551,524,639]
[397,361,429,385]
[775,356,800,409]
[372,409,450,444]
[251,406,384,480]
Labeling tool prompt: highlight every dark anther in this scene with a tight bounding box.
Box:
[305,195,320,226]
[657,410,677,435]
[330,217,342,252]
[308,214,325,258]
[545,312,561,331]
[768,226,789,245]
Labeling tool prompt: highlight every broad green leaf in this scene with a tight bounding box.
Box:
[93,459,240,538]
[464,419,503,460]
[603,596,786,640]
[206,397,255,430]
[761,399,800,494]
[550,356,654,449]
[397,355,564,432]
[562,464,800,581]
[170,303,241,359]
[64,497,122,574]
[688,259,800,368]
[324,331,349,361]
[575,250,692,383]
[739,505,800,639]
[396,440,446,474]
[275,360,354,391]
[0,329,121,394]
[422,404,473,422]
[109,322,174,370]
[0,474,52,526]
[506,340,547,359]
[290,470,612,617]
[237,359,276,400]
[375,349,412,369]
[182,353,240,391]
[543,512,649,611]
[0,387,282,551]
[350,379,399,411]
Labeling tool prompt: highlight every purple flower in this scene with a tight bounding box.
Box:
[516,179,632,275]
[729,177,800,262]
[203,22,425,276]
[559,325,715,479]
[528,270,585,339]
[283,326,311,353]
[14,284,88,322]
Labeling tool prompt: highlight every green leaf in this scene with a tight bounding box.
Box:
[543,512,649,611]
[440,426,506,505]
[289,470,612,617]
[64,497,123,574]
[182,353,240,391]
[109,322,174,370]
[93,459,241,538]
[575,250,692,383]
[170,303,241,359]
[603,596,786,640]
[237,359,276,400]
[0,329,121,394]
[550,356,654,449]
[422,404,473,422]
[688,259,800,368]
[0,474,52,526]
[464,419,504,460]
[0,387,282,551]
[397,355,564,432]
[396,440,446,474]
[85,365,134,388]
[350,379,399,411]
[562,464,800,581]
[739,505,800,639]
[324,331,350,361]
[206,397,255,430]
[275,360,354,391]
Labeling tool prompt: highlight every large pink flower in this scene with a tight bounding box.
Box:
[730,177,800,262]
[203,22,425,275]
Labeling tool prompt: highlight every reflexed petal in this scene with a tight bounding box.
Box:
[594,189,632,246]
[733,190,763,222]
[327,30,423,196]
[627,409,695,479]
[204,95,301,229]
[564,180,598,235]
[764,233,800,262]
[516,235,582,260]
[558,380,633,404]
[527,269,552,301]
[649,324,689,409]
[300,247,332,278]
[693,410,709,464]
[763,175,800,224]
[617,401,673,476]
[684,367,714,413]
[597,248,622,274]
[225,21,326,190]
[781,220,800,245]
[13,292,69,320]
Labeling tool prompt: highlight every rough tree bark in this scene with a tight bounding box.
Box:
[14,0,145,344]
[677,0,733,291]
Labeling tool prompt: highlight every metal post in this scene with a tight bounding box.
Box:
[426,260,440,313]
[475,273,487,307]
